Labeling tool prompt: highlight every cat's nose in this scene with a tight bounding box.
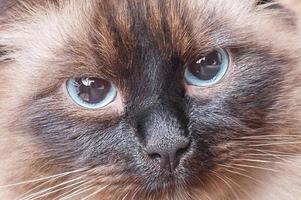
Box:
[146,138,190,172]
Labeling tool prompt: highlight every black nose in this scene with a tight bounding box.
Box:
[146,138,190,172]
[138,104,190,172]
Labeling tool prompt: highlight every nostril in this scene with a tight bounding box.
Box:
[146,139,191,172]
[148,152,161,161]
[174,141,190,165]
[175,146,188,161]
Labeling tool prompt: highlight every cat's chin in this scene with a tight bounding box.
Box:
[114,174,196,199]
[119,167,204,195]
[87,166,201,194]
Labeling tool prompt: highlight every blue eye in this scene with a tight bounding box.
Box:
[184,49,229,87]
[66,77,117,109]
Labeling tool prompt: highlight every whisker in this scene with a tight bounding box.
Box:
[232,158,274,163]
[210,170,240,200]
[255,149,300,156]
[231,163,278,172]
[245,142,301,147]
[55,179,98,200]
[81,185,109,200]
[235,135,301,140]
[59,184,97,200]
[217,164,249,172]
[217,164,264,185]
[222,174,251,200]
[20,176,86,200]
[16,178,59,200]
[237,148,298,156]
[244,150,301,169]
[121,185,137,200]
[0,169,86,189]
[205,174,224,196]
[24,180,87,200]
[244,153,298,158]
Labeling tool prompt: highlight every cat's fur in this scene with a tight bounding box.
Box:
[0,0,301,199]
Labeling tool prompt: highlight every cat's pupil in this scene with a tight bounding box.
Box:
[189,51,222,81]
[75,77,111,104]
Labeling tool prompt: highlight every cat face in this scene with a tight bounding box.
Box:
[0,0,301,199]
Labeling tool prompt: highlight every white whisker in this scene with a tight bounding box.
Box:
[231,163,277,172]
[210,170,240,200]
[0,169,86,189]
[246,142,301,147]
[21,177,86,200]
[81,185,109,200]
[232,158,273,163]
[56,179,97,200]
[218,164,264,185]
[236,135,301,140]
[59,184,97,200]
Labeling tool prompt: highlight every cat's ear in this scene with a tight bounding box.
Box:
[255,0,299,28]
[256,0,300,10]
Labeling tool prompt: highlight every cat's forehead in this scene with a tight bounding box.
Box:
[75,1,255,70]
[4,0,294,86]
[4,0,252,58]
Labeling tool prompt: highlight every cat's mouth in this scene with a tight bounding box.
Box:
[115,142,211,193]
[115,164,205,194]
[87,171,198,199]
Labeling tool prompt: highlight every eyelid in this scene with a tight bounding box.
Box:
[184,49,233,98]
[185,49,230,86]
[68,79,117,109]
[105,90,125,115]
[63,78,125,114]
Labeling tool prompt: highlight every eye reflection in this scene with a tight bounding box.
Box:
[185,49,230,87]
[66,77,117,109]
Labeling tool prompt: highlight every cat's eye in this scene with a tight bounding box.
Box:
[66,77,117,109]
[184,49,229,87]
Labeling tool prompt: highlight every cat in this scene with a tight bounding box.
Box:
[0,0,301,199]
